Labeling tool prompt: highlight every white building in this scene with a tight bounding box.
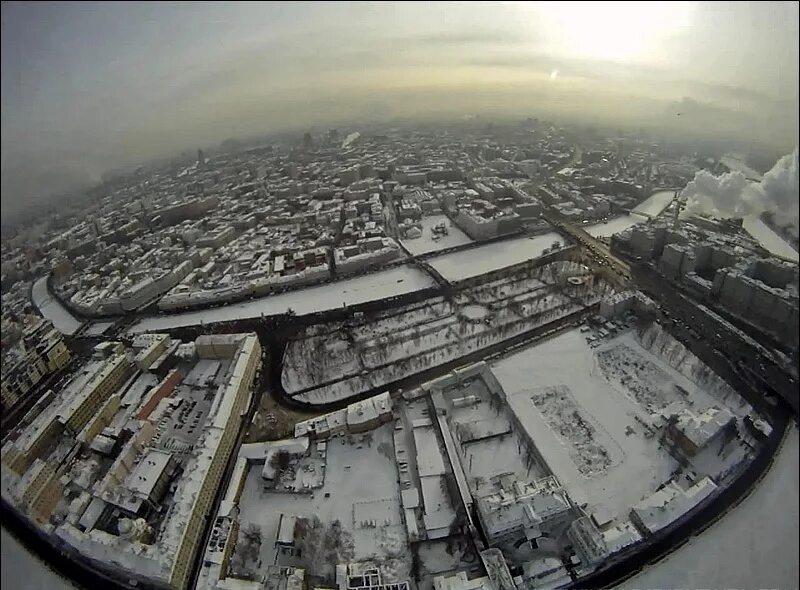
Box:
[630,477,718,536]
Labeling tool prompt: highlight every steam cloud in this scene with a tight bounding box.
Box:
[682,148,799,239]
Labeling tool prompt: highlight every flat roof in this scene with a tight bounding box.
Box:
[127,449,173,499]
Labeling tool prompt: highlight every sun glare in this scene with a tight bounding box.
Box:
[533,1,695,64]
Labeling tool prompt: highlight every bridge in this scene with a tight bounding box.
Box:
[543,212,632,286]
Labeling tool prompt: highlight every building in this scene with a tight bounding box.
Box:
[57,353,132,434]
[475,476,573,546]
[1,319,70,412]
[566,516,608,565]
[666,406,736,456]
[14,458,62,523]
[294,392,392,439]
[1,333,264,590]
[336,562,410,590]
[630,477,718,536]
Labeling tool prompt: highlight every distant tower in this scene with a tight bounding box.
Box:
[197,149,206,169]
[303,132,313,149]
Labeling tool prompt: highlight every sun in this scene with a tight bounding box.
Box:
[532,1,695,64]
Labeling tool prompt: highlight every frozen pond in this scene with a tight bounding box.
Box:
[129,264,436,333]
[1,528,77,589]
[31,276,82,335]
[427,232,563,282]
[400,214,473,256]
[623,426,799,590]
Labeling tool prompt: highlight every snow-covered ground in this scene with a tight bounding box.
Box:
[236,424,409,582]
[129,265,436,333]
[491,325,754,522]
[426,232,564,282]
[400,215,473,256]
[622,426,799,590]
[584,190,679,238]
[631,190,677,217]
[1,528,77,590]
[742,215,799,261]
[31,276,82,335]
[284,262,609,404]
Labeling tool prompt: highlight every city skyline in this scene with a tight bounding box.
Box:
[2,1,798,217]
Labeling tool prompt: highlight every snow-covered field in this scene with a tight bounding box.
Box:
[129,265,436,333]
[237,424,409,582]
[31,276,82,335]
[400,215,473,256]
[284,262,609,404]
[492,324,754,521]
[426,232,565,282]
[622,427,798,590]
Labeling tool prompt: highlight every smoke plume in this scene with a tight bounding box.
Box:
[682,148,799,238]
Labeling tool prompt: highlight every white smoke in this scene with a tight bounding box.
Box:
[682,148,799,237]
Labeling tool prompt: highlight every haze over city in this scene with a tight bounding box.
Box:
[2,1,798,219]
[1,3,798,590]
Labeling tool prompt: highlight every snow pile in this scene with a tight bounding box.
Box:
[683,149,799,240]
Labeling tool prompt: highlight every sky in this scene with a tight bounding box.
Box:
[2,1,798,218]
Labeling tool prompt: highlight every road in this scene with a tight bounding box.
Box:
[543,211,632,284]
[632,263,798,419]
